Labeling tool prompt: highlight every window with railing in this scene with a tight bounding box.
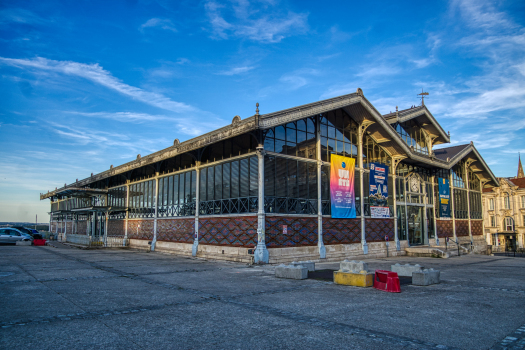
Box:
[393,121,428,155]
[157,171,196,218]
[265,155,317,215]
[453,188,468,219]
[199,156,258,215]
[129,179,157,218]
[469,191,482,219]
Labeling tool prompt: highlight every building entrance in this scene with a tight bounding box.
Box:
[407,206,424,245]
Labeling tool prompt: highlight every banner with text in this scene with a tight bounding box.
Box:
[438,177,451,218]
[330,154,356,219]
[369,162,390,218]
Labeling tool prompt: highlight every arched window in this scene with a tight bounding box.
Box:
[504,194,511,209]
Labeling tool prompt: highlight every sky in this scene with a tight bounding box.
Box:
[1,0,524,222]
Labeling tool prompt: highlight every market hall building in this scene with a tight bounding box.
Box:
[41,89,498,263]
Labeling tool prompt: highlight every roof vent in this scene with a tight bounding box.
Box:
[173,139,180,146]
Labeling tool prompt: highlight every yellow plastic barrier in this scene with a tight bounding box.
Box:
[333,270,374,287]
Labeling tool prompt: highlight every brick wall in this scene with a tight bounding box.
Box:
[157,218,194,244]
[107,220,125,237]
[436,220,454,238]
[265,216,317,248]
[323,218,361,245]
[455,220,470,237]
[365,218,395,242]
[127,220,154,240]
[199,217,257,247]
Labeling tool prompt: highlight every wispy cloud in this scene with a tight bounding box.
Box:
[0,8,52,26]
[216,65,255,75]
[204,0,308,43]
[0,56,196,113]
[279,68,320,90]
[140,18,177,32]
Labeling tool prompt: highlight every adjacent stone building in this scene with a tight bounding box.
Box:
[41,90,498,263]
[482,157,525,251]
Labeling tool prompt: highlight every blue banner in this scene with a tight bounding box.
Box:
[369,162,389,218]
[438,177,451,218]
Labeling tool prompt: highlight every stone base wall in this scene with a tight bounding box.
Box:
[436,220,454,237]
[196,245,253,263]
[265,216,317,248]
[107,220,125,237]
[128,219,154,240]
[155,241,193,256]
[66,222,73,233]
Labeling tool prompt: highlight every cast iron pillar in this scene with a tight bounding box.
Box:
[192,162,201,257]
[254,147,269,264]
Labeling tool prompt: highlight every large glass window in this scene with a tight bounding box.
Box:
[264,117,316,159]
[452,164,465,188]
[129,179,157,218]
[453,189,468,219]
[320,110,358,162]
[200,134,258,164]
[469,191,482,219]
[199,156,258,215]
[393,121,429,155]
[264,155,318,214]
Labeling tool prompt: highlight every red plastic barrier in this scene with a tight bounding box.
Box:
[33,239,47,246]
[373,270,401,293]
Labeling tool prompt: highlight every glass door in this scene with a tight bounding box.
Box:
[408,206,423,245]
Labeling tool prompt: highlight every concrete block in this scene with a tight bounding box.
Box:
[16,240,32,246]
[275,264,308,280]
[334,270,374,287]
[391,263,424,277]
[412,268,440,286]
[290,261,315,271]
[340,260,368,273]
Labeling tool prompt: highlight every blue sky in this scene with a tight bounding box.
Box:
[1,0,524,222]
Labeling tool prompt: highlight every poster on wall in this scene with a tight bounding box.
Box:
[438,177,451,218]
[330,154,356,219]
[369,162,389,218]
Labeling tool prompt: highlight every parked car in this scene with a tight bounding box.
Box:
[0,228,33,244]
[12,226,42,239]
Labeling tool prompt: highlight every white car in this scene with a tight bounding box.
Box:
[0,228,33,244]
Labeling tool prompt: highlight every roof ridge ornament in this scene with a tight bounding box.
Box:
[173,139,180,146]
[357,88,363,96]
[418,89,429,106]
[255,102,259,116]
[232,115,241,125]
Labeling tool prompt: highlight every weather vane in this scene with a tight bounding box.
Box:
[417,89,429,106]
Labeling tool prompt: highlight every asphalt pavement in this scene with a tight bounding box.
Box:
[1,245,524,350]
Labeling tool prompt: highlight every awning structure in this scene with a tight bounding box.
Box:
[70,206,127,213]
[41,187,108,200]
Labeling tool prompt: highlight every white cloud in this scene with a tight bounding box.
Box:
[140,18,177,32]
[0,56,196,113]
[204,0,308,43]
[216,66,255,75]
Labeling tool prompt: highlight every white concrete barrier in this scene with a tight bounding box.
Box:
[275,264,308,280]
[340,260,368,273]
[391,263,424,277]
[290,261,315,271]
[412,269,440,286]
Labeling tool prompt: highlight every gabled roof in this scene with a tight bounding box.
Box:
[434,144,470,161]
[383,105,450,145]
[434,143,499,187]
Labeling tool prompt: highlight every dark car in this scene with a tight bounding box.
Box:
[0,228,33,244]
[12,226,42,239]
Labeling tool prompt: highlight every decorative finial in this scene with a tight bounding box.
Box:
[396,106,398,112]
[137,154,141,159]
[173,139,180,146]
[418,88,429,106]
[256,103,259,116]
[448,131,450,136]
[232,115,241,125]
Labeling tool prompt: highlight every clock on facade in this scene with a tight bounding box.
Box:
[410,177,420,192]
